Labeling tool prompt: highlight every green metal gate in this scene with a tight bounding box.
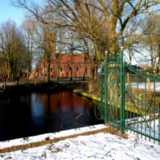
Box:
[95,47,160,144]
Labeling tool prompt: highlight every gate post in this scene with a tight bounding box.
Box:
[100,67,104,119]
[104,50,108,123]
[120,46,125,133]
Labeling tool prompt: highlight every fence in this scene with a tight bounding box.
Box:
[95,48,160,144]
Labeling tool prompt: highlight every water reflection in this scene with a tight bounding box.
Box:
[0,91,102,141]
[30,92,90,116]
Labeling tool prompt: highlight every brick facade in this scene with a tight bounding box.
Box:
[29,53,91,79]
[29,32,91,80]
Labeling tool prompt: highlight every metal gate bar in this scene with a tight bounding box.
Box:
[95,47,160,144]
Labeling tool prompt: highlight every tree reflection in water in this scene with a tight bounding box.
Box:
[0,91,103,141]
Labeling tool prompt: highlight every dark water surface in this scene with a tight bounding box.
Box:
[0,91,102,141]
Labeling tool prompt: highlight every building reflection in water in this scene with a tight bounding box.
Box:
[0,91,102,141]
[31,91,90,116]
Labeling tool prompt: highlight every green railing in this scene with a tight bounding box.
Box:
[95,47,160,144]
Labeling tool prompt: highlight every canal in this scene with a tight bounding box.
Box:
[0,91,102,141]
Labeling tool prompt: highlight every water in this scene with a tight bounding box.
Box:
[0,91,102,141]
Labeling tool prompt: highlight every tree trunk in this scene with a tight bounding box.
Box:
[108,22,118,54]
[107,63,118,103]
[35,77,37,86]
[4,77,6,90]
[8,54,11,80]
[57,54,61,81]
[18,67,19,76]
[27,68,29,78]
[89,68,92,81]
[12,73,13,81]
[158,44,160,72]
[88,58,94,93]
[107,22,119,102]
[94,66,97,80]
[43,66,45,81]
[83,55,86,81]
[8,69,10,80]
[46,62,50,82]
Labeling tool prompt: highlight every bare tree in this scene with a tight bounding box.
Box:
[12,0,160,69]
[56,28,66,81]
[22,17,35,78]
[0,20,25,80]
[22,13,56,82]
[137,14,160,71]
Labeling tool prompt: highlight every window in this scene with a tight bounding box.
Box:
[86,67,87,74]
[77,67,78,71]
[61,67,63,71]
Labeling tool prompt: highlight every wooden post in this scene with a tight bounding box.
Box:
[4,77,6,90]
[18,67,19,76]
[17,77,20,86]
[35,71,37,85]
[43,67,45,81]
[35,77,37,86]
[27,69,29,78]
[8,69,9,80]
[147,72,151,91]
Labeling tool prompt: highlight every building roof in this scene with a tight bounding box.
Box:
[51,53,91,64]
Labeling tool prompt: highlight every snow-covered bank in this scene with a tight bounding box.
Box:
[0,131,160,160]
[0,124,108,150]
[0,124,160,160]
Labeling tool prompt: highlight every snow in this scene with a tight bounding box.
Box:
[126,82,160,91]
[124,114,160,145]
[0,124,160,160]
[0,124,107,149]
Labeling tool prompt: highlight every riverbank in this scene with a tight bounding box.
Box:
[0,124,159,160]
[0,124,110,153]
[73,89,148,115]
[0,81,87,98]
[73,89,100,102]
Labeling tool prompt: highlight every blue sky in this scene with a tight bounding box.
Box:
[0,0,43,26]
[0,0,23,25]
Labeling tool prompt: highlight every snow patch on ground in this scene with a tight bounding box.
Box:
[0,131,160,160]
[0,124,160,159]
[0,124,108,150]
[126,82,160,91]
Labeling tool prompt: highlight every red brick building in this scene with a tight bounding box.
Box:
[29,53,91,79]
[29,32,91,80]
